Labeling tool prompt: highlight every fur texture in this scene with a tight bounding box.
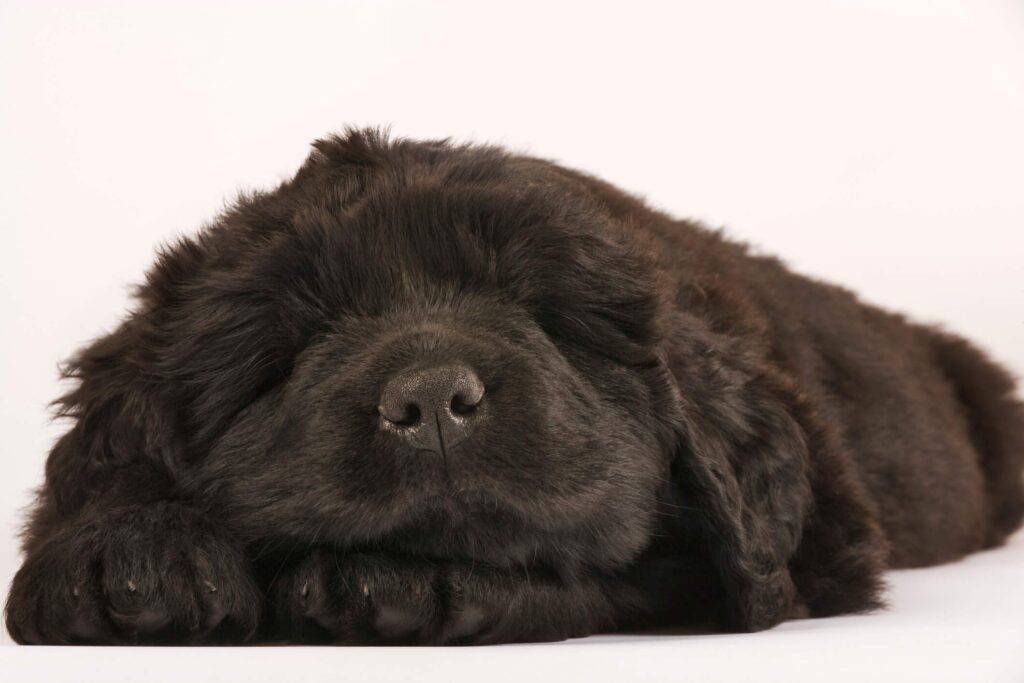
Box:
[6,129,1024,644]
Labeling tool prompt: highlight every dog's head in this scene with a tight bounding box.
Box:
[49,130,832,633]
[152,131,684,571]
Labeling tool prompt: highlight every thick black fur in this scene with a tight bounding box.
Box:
[7,129,1024,644]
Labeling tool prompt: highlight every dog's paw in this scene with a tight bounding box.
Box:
[272,549,448,644]
[439,563,607,644]
[272,550,609,644]
[5,503,260,644]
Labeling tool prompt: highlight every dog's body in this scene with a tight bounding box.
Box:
[7,130,1023,644]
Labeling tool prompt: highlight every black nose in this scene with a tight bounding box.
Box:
[378,364,485,455]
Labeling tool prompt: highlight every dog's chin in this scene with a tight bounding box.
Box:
[329,436,658,569]
[354,487,574,568]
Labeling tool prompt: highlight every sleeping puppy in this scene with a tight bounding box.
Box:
[6,129,1024,645]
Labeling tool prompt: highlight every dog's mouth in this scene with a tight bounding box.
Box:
[396,482,530,531]
[356,486,556,566]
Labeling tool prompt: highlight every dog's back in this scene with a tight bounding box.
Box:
[734,253,1024,567]
[549,158,1024,568]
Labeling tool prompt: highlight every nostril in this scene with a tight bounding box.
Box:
[380,402,422,427]
[450,392,480,417]
[399,402,422,426]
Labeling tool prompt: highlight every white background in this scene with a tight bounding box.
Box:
[1,0,1022,680]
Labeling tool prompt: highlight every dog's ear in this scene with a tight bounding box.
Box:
[46,218,328,520]
[664,317,813,631]
[45,323,182,519]
[42,129,396,522]
[46,239,293,517]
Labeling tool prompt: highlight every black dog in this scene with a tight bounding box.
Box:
[6,129,1023,645]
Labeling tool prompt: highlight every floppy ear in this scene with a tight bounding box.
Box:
[44,230,298,520]
[40,130,396,524]
[664,316,814,631]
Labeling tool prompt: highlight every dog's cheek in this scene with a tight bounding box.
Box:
[195,387,346,540]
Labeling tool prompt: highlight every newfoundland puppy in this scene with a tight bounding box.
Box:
[6,129,1023,645]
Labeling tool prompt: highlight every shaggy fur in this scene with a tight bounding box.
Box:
[6,129,1024,645]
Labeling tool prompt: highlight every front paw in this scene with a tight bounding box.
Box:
[272,549,447,644]
[272,551,614,644]
[5,503,260,644]
[441,564,615,644]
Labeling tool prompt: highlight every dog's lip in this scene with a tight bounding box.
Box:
[370,489,539,560]
[391,483,525,526]
[417,486,499,514]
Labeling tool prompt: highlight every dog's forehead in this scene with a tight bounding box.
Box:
[291,176,573,284]
[369,167,570,236]
[270,151,649,327]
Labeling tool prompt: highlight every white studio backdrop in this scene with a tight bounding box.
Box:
[1,0,1022,674]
